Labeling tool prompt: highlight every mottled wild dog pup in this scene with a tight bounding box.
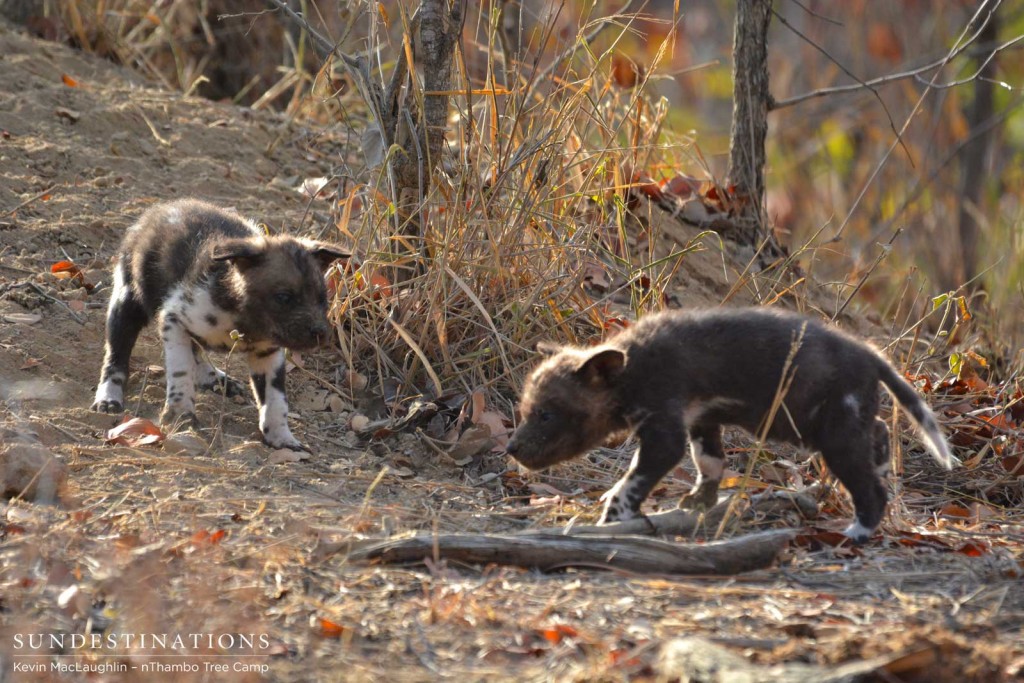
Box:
[92,199,349,452]
[506,307,957,542]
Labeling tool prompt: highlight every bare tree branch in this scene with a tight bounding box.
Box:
[825,0,1001,242]
[772,1,1003,110]
[865,94,1024,249]
[785,0,843,28]
[916,34,1023,90]
[771,8,912,165]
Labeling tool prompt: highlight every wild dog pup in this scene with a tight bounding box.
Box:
[91,199,349,452]
[506,307,957,542]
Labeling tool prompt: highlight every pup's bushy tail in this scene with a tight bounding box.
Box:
[878,362,958,469]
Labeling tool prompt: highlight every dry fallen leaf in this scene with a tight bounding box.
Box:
[105,417,165,447]
[315,617,346,639]
[447,423,493,461]
[539,623,579,644]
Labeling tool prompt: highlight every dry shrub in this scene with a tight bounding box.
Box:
[323,4,701,410]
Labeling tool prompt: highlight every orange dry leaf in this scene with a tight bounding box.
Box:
[793,530,855,549]
[611,54,643,89]
[539,624,578,644]
[938,503,972,519]
[369,272,392,298]
[661,174,700,198]
[185,529,227,550]
[1000,455,1024,475]
[376,1,390,28]
[317,618,346,639]
[956,540,989,557]
[105,417,165,447]
[51,260,93,289]
[609,647,643,668]
[61,74,79,87]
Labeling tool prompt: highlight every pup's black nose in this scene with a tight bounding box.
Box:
[310,322,330,342]
[504,440,518,456]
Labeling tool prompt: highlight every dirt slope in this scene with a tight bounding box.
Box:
[0,21,1022,683]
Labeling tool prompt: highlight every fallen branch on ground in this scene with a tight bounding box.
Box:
[326,528,794,575]
[316,488,817,574]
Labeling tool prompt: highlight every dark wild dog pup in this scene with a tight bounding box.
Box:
[506,307,957,542]
[91,199,349,452]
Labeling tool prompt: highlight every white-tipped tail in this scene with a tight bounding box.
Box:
[917,414,958,470]
[879,363,959,469]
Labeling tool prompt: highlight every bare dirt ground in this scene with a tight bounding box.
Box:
[1,22,1022,683]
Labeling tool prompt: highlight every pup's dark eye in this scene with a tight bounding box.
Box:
[537,409,554,424]
[274,291,294,305]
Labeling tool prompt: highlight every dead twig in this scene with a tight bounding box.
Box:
[5,185,59,217]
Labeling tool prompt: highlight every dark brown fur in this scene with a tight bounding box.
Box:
[506,307,955,542]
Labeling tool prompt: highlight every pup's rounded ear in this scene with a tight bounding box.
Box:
[211,238,266,267]
[535,341,561,357]
[303,241,351,272]
[576,348,626,386]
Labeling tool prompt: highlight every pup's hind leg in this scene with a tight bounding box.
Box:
[679,424,725,510]
[192,342,246,398]
[817,407,888,543]
[600,415,687,524]
[93,261,148,413]
[871,417,891,478]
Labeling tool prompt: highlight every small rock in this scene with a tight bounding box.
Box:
[1,313,42,325]
[269,448,309,464]
[349,414,370,432]
[345,371,368,391]
[163,432,207,456]
[55,107,80,123]
[0,444,67,503]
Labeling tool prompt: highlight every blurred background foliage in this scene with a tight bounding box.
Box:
[5,0,1022,333]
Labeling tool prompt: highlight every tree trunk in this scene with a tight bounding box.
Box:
[726,0,773,248]
[953,12,998,290]
[391,0,463,255]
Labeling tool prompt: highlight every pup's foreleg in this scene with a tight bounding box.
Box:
[247,348,306,452]
[599,416,687,524]
[159,311,198,427]
[93,261,148,413]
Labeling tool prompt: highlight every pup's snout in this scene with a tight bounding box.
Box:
[504,439,519,456]
[310,321,330,343]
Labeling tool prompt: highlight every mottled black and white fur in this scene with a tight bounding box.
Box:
[92,199,348,452]
[506,307,957,543]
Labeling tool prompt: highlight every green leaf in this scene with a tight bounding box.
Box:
[932,292,951,311]
[949,352,963,377]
